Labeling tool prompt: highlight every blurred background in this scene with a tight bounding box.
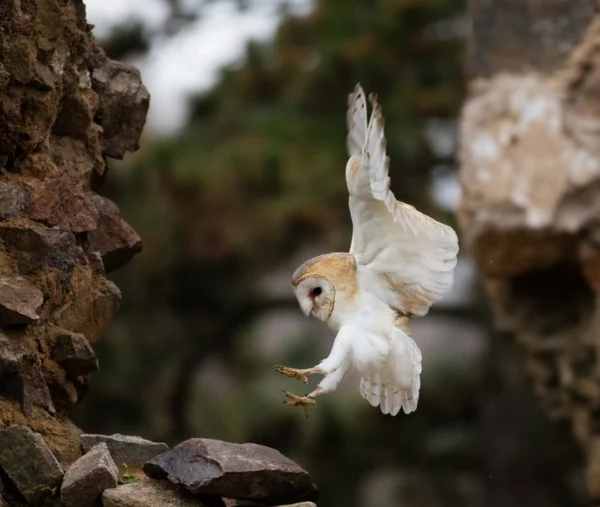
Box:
[72,1,588,506]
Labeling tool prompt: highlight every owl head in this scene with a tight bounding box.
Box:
[291,253,358,324]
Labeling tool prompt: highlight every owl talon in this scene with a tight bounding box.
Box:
[282,391,316,418]
[273,365,309,384]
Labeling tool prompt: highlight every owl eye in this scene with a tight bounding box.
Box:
[310,287,322,297]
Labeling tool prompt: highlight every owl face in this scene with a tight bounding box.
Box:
[293,276,335,322]
[291,253,359,325]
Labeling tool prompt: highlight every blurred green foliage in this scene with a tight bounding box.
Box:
[73,0,588,505]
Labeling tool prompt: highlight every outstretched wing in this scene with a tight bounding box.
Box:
[346,84,459,316]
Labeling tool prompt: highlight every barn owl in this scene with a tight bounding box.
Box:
[274,84,459,417]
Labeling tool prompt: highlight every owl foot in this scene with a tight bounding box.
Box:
[272,365,310,384]
[282,390,316,418]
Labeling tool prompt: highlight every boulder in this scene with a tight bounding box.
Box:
[0,425,63,503]
[81,434,168,468]
[61,442,118,507]
[143,438,319,505]
[102,479,210,507]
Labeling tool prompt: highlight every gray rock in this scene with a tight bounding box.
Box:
[91,59,150,160]
[51,327,99,378]
[0,181,28,220]
[81,434,168,468]
[61,443,119,507]
[102,480,209,507]
[143,438,319,505]
[0,275,44,325]
[0,425,63,503]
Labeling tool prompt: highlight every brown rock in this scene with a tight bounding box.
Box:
[50,328,99,378]
[0,0,146,478]
[92,59,150,159]
[15,152,60,179]
[0,217,76,276]
[52,69,99,141]
[143,439,319,505]
[60,443,118,507]
[0,275,44,324]
[0,331,54,414]
[28,179,99,233]
[102,479,211,507]
[51,267,121,343]
[88,195,143,273]
[0,399,82,468]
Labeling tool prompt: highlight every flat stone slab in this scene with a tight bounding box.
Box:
[81,433,168,468]
[143,438,318,505]
[61,442,118,507]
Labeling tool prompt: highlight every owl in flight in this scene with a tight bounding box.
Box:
[274,84,459,417]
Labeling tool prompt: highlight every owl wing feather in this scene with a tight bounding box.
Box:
[346,84,459,316]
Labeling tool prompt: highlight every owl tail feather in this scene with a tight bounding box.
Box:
[359,328,422,416]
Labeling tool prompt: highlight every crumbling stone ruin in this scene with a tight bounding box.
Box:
[458,0,600,498]
[0,2,317,506]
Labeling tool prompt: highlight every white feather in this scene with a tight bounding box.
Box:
[289,85,458,417]
[356,323,422,416]
[346,84,459,317]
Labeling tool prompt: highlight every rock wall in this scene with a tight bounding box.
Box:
[458,0,600,497]
[0,0,146,466]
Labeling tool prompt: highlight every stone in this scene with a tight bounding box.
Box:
[0,275,44,324]
[0,218,76,276]
[51,267,122,343]
[61,442,118,507]
[87,195,143,273]
[102,479,209,507]
[0,331,54,414]
[52,69,99,141]
[81,434,168,468]
[0,181,29,220]
[143,438,319,505]
[28,178,99,233]
[92,59,150,159]
[0,425,63,503]
[51,328,99,378]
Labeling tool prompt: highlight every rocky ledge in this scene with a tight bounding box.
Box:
[0,427,319,507]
